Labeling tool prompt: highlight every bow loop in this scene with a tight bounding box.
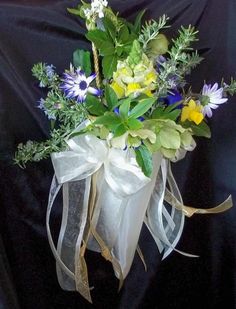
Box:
[51,134,151,197]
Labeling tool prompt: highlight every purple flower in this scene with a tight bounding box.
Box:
[156,55,167,72]
[164,89,183,108]
[45,64,55,79]
[39,64,56,88]
[60,68,101,103]
[37,98,56,120]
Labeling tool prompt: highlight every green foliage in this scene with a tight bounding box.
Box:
[32,63,59,89]
[73,49,92,75]
[102,54,118,78]
[156,26,201,98]
[133,10,146,34]
[16,2,229,175]
[127,40,142,66]
[223,78,236,96]
[129,98,156,119]
[86,13,138,78]
[135,145,153,177]
[183,120,211,138]
[138,15,169,51]
[119,98,131,119]
[105,85,118,110]
[86,95,107,116]
[152,103,181,121]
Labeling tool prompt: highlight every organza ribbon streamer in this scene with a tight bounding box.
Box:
[46,133,233,303]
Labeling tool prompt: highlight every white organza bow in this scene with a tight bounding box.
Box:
[51,133,151,197]
[47,132,186,302]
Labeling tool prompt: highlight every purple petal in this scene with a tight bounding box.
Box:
[87,73,97,84]
[88,87,102,96]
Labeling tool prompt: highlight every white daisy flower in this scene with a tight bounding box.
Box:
[201,83,228,117]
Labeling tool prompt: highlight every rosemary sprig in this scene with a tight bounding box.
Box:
[138,15,169,51]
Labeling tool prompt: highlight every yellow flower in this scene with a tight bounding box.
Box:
[181,99,204,125]
[143,71,157,86]
[125,83,142,96]
[111,54,157,99]
[143,89,153,97]
[111,81,125,98]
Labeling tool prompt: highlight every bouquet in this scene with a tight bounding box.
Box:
[15,0,236,303]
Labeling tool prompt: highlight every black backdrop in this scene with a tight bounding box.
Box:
[1,0,236,308]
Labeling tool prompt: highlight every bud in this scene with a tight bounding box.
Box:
[147,34,169,59]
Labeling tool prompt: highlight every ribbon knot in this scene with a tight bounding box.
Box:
[51,134,151,197]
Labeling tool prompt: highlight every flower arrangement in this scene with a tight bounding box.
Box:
[14,0,236,303]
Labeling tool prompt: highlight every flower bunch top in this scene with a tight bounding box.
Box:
[15,0,236,176]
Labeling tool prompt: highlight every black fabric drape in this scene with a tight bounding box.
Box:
[0,0,236,308]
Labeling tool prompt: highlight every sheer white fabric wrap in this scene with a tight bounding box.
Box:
[46,132,188,291]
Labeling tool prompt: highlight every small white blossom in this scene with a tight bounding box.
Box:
[83,0,108,20]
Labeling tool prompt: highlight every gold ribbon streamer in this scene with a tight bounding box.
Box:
[164,189,233,218]
[136,245,147,272]
[75,241,92,303]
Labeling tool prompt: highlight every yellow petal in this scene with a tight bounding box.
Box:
[189,111,204,125]
[126,83,142,96]
[188,99,197,109]
[111,81,125,99]
[143,89,153,97]
[143,71,157,86]
[181,106,190,122]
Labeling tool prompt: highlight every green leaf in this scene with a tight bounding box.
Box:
[86,30,111,50]
[180,130,193,147]
[152,107,165,118]
[86,94,107,116]
[113,123,127,137]
[73,49,91,75]
[103,17,117,40]
[93,113,121,129]
[102,55,118,78]
[116,46,123,57]
[152,107,181,121]
[67,8,81,16]
[127,118,143,130]
[119,24,130,43]
[119,98,131,119]
[165,101,183,112]
[134,9,146,34]
[127,40,142,66]
[185,121,211,138]
[69,127,89,139]
[100,126,110,139]
[100,42,115,56]
[159,127,181,149]
[143,135,162,153]
[129,97,156,119]
[105,85,118,110]
[135,145,153,177]
[161,147,176,159]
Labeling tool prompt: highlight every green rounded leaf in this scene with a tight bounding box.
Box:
[159,127,181,149]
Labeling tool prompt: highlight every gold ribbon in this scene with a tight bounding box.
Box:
[136,245,147,272]
[164,189,233,218]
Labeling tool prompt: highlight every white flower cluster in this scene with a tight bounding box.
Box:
[84,0,108,19]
